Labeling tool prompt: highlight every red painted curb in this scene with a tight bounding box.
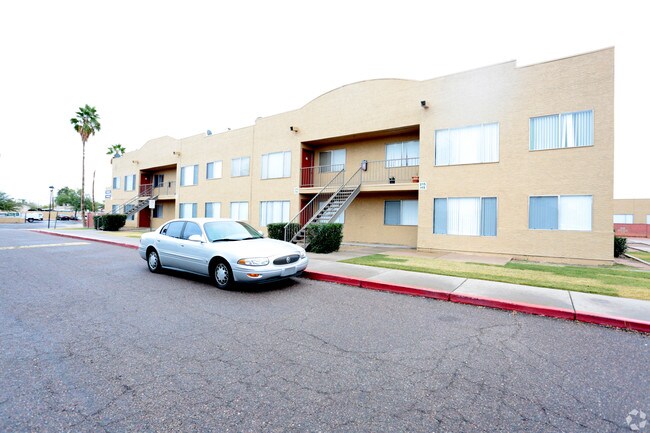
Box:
[33,230,139,250]
[575,311,650,333]
[361,279,450,301]
[301,270,362,287]
[450,293,575,321]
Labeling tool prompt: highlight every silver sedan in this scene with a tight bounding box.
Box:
[139,218,308,289]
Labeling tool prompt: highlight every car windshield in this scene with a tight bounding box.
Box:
[204,221,263,242]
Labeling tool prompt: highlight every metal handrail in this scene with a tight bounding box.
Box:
[300,164,345,188]
[284,169,345,242]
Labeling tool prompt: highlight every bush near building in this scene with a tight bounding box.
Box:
[94,214,127,231]
[306,223,343,254]
[266,222,299,241]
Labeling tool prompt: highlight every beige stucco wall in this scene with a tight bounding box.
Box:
[107,48,614,262]
[414,49,614,262]
[613,199,650,223]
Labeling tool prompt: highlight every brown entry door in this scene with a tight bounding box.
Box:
[301,149,314,187]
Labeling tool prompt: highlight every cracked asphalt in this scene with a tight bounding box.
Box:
[1,229,649,432]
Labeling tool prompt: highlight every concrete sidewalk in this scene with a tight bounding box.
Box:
[34,228,650,333]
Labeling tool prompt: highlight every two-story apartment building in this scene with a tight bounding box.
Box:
[107,47,614,264]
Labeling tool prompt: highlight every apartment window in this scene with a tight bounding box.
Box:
[111,204,119,213]
[434,197,497,236]
[319,149,346,173]
[153,174,164,187]
[231,157,250,177]
[647,215,650,224]
[180,165,199,186]
[179,203,197,218]
[124,174,136,192]
[435,123,499,166]
[205,202,221,218]
[206,161,223,180]
[125,204,135,221]
[319,201,344,224]
[262,151,291,179]
[530,110,593,150]
[112,177,120,189]
[260,201,290,226]
[529,195,592,231]
[230,201,249,221]
[152,204,163,218]
[384,200,418,226]
[613,214,633,224]
[386,140,419,167]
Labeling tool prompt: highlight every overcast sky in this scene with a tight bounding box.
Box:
[0,0,647,205]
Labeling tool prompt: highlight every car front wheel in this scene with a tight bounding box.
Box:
[212,260,233,290]
[147,249,162,273]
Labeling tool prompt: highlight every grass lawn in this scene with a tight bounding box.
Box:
[627,250,650,263]
[342,254,650,301]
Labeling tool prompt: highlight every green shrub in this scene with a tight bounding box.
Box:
[306,223,343,253]
[266,222,299,241]
[614,236,627,258]
[94,214,127,231]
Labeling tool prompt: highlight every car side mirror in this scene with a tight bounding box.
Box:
[188,234,203,242]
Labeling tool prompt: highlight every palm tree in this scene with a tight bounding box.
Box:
[107,144,126,158]
[70,105,101,225]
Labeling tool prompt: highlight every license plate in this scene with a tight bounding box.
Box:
[281,266,296,277]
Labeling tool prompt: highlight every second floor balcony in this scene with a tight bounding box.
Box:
[300,158,420,192]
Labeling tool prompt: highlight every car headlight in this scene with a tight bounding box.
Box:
[237,257,269,266]
[299,250,306,259]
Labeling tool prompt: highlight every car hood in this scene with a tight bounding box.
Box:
[209,237,304,258]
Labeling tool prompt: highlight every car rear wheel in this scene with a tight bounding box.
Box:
[212,260,233,290]
[147,249,162,273]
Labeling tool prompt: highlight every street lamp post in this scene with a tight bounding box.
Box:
[48,186,54,229]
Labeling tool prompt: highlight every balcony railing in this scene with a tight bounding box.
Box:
[299,159,419,188]
[153,181,176,197]
[300,164,345,189]
[362,158,420,184]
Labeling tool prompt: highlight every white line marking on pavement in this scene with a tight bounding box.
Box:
[0,242,90,251]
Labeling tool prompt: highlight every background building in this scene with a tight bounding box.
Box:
[107,48,614,263]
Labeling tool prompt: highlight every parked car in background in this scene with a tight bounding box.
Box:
[138,218,309,289]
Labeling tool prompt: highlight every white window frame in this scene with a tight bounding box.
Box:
[528,195,592,231]
[124,174,136,192]
[259,201,290,226]
[384,200,418,226]
[179,203,197,218]
[319,149,346,173]
[231,157,250,177]
[205,202,221,218]
[180,164,199,187]
[261,151,291,179]
[206,161,223,180]
[230,201,249,221]
[386,141,420,167]
[435,123,499,166]
[529,110,594,151]
[613,214,634,224]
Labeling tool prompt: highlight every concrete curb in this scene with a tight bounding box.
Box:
[302,270,650,333]
[32,231,650,334]
[33,230,139,250]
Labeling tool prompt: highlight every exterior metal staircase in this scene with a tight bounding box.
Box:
[111,184,158,217]
[284,168,362,249]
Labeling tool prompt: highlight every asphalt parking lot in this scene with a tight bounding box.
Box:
[1,228,649,432]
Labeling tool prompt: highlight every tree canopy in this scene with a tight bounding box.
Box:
[0,191,20,211]
[107,144,126,157]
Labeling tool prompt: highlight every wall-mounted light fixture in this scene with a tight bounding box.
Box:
[420,100,429,109]
[172,151,181,156]
[289,126,298,133]
[132,160,139,164]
